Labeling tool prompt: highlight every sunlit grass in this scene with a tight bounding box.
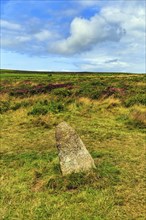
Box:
[0,71,145,220]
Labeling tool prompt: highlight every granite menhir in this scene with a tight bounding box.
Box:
[55,122,95,176]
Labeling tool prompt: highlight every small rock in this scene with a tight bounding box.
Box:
[55,121,96,175]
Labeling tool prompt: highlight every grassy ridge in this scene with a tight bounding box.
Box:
[0,71,146,220]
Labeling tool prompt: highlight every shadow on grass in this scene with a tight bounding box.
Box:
[47,161,120,192]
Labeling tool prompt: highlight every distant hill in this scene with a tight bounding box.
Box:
[1,69,144,75]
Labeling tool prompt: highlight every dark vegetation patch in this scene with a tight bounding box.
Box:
[0,100,30,113]
[28,100,66,115]
[101,87,126,98]
[47,162,120,192]
[124,94,146,107]
[8,83,73,97]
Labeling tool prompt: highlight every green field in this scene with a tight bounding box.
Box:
[0,70,146,220]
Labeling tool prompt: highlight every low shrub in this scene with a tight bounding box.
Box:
[48,100,65,113]
[0,100,30,113]
[10,89,29,97]
[0,101,10,113]
[28,103,49,115]
[28,100,65,116]
[11,101,30,110]
[9,83,73,97]
[76,86,102,100]
[52,88,72,97]
[124,94,146,107]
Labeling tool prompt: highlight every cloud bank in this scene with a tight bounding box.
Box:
[0,0,145,72]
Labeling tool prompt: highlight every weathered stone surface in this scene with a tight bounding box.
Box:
[55,121,96,175]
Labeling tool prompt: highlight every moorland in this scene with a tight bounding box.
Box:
[0,70,146,220]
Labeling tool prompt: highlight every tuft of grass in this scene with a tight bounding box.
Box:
[98,97,121,110]
[128,106,146,129]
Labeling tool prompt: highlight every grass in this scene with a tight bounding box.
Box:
[0,70,146,220]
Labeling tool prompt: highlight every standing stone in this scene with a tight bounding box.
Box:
[55,121,96,175]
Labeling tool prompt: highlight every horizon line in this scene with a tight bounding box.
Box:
[1,68,146,74]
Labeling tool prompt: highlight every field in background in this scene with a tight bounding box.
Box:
[0,70,146,220]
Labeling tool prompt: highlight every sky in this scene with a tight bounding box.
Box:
[0,0,146,73]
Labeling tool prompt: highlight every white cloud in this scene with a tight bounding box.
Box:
[16,35,31,42]
[78,55,129,71]
[1,31,32,47]
[0,19,21,30]
[34,30,52,41]
[101,6,145,33]
[53,14,125,54]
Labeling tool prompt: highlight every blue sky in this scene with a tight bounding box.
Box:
[1,0,146,72]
